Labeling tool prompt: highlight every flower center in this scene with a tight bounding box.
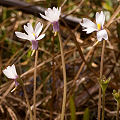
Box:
[97,24,102,30]
[33,33,35,37]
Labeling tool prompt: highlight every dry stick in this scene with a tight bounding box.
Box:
[58,32,67,120]
[60,0,67,8]
[33,50,38,120]
[106,5,120,27]
[41,22,51,34]
[0,82,14,105]
[26,72,51,118]
[20,48,73,78]
[22,82,33,120]
[73,46,95,85]
[67,44,97,107]
[61,19,98,77]
[63,0,84,18]
[98,40,106,120]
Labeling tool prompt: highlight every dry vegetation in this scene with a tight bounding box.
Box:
[0,0,120,120]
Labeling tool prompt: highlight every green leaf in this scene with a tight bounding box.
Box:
[102,0,113,11]
[69,96,76,120]
[83,108,89,120]
[27,50,32,58]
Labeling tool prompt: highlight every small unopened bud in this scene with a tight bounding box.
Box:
[113,90,120,103]
[98,76,111,93]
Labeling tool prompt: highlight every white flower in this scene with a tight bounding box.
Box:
[40,7,61,23]
[40,7,61,32]
[3,64,18,80]
[15,22,45,50]
[80,11,108,41]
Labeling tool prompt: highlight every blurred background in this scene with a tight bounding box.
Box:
[0,0,120,119]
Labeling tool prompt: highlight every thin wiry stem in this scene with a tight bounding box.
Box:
[117,101,119,120]
[19,78,33,120]
[33,50,38,120]
[98,40,106,120]
[50,35,55,120]
[98,86,102,120]
[58,32,67,120]
[22,84,33,120]
[102,91,105,120]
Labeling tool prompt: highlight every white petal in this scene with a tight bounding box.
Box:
[3,64,18,79]
[96,11,105,27]
[3,69,13,79]
[40,13,52,22]
[59,7,61,13]
[27,23,34,33]
[47,8,53,14]
[15,32,28,40]
[80,18,97,30]
[96,12,100,22]
[27,34,35,41]
[15,32,35,41]
[97,29,108,41]
[83,27,97,34]
[53,7,57,13]
[40,7,61,23]
[11,64,18,78]
[46,9,55,22]
[36,34,45,40]
[24,25,32,34]
[35,22,43,37]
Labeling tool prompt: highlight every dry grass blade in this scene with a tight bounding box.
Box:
[5,105,18,120]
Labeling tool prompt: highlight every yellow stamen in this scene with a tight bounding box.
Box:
[97,24,101,30]
[31,49,35,56]
[93,41,99,47]
[54,32,57,36]
[33,33,35,37]
[11,86,17,92]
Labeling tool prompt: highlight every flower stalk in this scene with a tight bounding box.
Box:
[98,76,110,120]
[98,40,106,120]
[19,78,33,120]
[58,32,67,120]
[102,91,105,120]
[113,90,120,120]
[117,101,119,120]
[80,12,108,120]
[33,50,38,120]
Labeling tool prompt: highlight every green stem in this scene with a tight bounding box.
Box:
[33,50,38,120]
[117,101,119,120]
[58,32,67,120]
[98,40,106,120]
[98,85,102,120]
[102,91,105,120]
